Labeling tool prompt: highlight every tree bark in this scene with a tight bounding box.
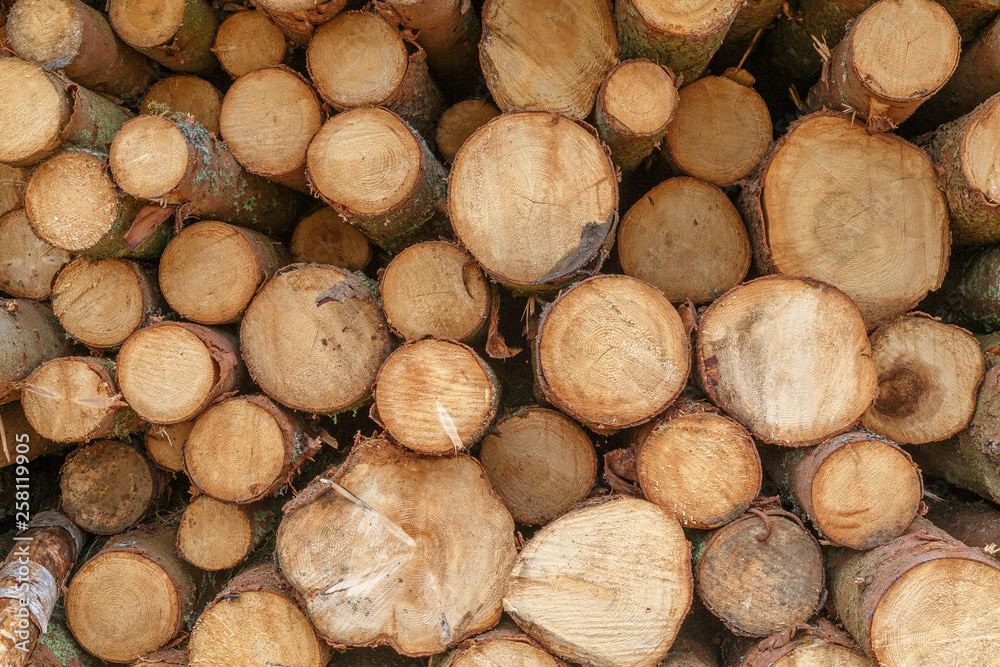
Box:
[925,497,1000,553]
[28,601,106,667]
[107,0,218,73]
[947,245,1000,331]
[0,299,72,405]
[430,624,569,667]
[721,619,871,666]
[248,0,348,44]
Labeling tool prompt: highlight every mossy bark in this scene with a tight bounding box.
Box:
[0,300,72,405]
[124,0,219,73]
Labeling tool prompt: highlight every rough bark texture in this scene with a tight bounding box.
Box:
[27,601,106,667]
[0,299,72,405]
[714,0,786,65]
[721,619,870,667]
[107,0,218,73]
[766,0,876,83]
[248,0,349,44]
[925,498,1000,552]
[949,245,1000,331]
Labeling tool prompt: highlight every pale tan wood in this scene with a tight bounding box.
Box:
[479,407,597,525]
[0,401,66,467]
[505,497,692,667]
[0,57,71,165]
[0,164,27,217]
[176,496,276,570]
[140,75,223,136]
[0,298,72,403]
[110,115,192,200]
[436,100,501,163]
[0,208,70,300]
[145,421,194,472]
[213,10,286,78]
[289,206,372,270]
[618,177,751,303]
[107,0,218,73]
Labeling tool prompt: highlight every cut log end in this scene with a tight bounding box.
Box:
[51,258,149,348]
[108,0,187,48]
[630,0,743,36]
[289,206,372,270]
[6,0,84,67]
[448,638,563,666]
[140,75,223,136]
[602,59,677,135]
[214,10,287,78]
[436,100,501,164]
[109,115,191,200]
[177,496,257,570]
[962,98,1000,206]
[145,421,194,472]
[0,208,70,300]
[0,58,69,165]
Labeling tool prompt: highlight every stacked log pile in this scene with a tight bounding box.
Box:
[4,0,1000,665]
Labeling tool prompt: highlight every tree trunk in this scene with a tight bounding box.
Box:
[662,608,720,667]
[66,526,201,664]
[593,59,678,173]
[713,0,786,66]
[379,240,491,342]
[0,299,72,405]
[247,0,348,44]
[480,0,617,119]
[936,0,1000,40]
[219,66,323,191]
[28,601,106,667]
[430,624,568,667]
[738,112,949,327]
[6,0,154,100]
[51,257,164,349]
[375,0,482,99]
[59,439,165,534]
[478,406,597,525]
[925,498,1000,553]
[0,512,85,667]
[435,100,500,163]
[212,10,287,78]
[535,274,690,432]
[916,92,1000,246]
[139,75,223,136]
[307,10,444,139]
[145,421,194,473]
[448,111,618,291]
[505,496,692,667]
[947,245,1000,331]
[275,436,517,655]
[721,619,871,666]
[804,0,960,132]
[0,58,131,167]
[116,322,247,425]
[629,397,762,529]
[827,517,1000,666]
[616,0,743,81]
[25,150,173,259]
[662,72,772,186]
[107,0,218,73]
[158,221,289,325]
[0,401,66,468]
[240,264,390,414]
[618,177,751,304]
[289,206,372,270]
[861,314,984,444]
[109,115,301,237]
[133,644,188,667]
[759,431,923,549]
[696,275,876,445]
[0,209,70,300]
[694,508,826,637]
[176,497,279,570]
[20,356,141,443]
[184,394,319,503]
[307,107,448,253]
[188,562,329,667]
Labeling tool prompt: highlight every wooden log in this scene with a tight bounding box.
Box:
[289,206,372,270]
[28,601,107,667]
[6,0,154,100]
[306,107,448,253]
[375,0,481,99]
[133,644,188,667]
[140,75,223,136]
[0,164,27,218]
[275,436,517,655]
[946,245,1000,331]
[662,609,720,667]
[616,0,743,81]
[0,57,131,167]
[505,496,692,667]
[479,406,597,525]
[188,562,329,666]
[804,0,960,132]
[721,619,872,667]
[535,274,689,431]
[0,401,66,468]
[109,115,300,237]
[21,357,140,443]
[760,431,923,549]
[925,498,1000,553]
[248,0,347,44]
[25,150,173,259]
[593,59,678,173]
[694,508,825,637]
[430,624,568,667]
[66,526,200,663]
[307,10,444,139]
[241,264,390,414]
[714,0,786,66]
[936,0,1000,41]
[145,421,193,473]
[107,0,218,73]
[631,398,762,529]
[662,72,772,186]
[219,66,323,191]
[0,209,70,300]
[861,314,984,444]
[0,512,85,667]
[51,257,162,349]
[695,276,877,445]
[480,0,617,119]
[373,338,498,454]
[184,394,317,503]
[917,92,1000,246]
[827,517,1000,665]
[739,113,949,327]
[59,439,164,534]
[379,241,491,342]
[435,100,500,164]
[212,10,287,78]
[176,497,278,570]
[448,111,618,291]
[0,299,72,405]
[158,221,289,325]
[617,177,751,303]
[116,322,246,425]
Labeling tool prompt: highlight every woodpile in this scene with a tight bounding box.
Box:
[7,0,1000,665]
